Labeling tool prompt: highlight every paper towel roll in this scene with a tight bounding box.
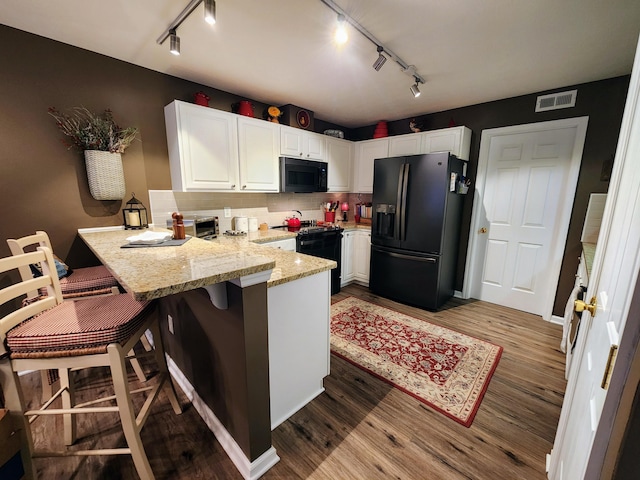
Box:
[248,217,258,232]
[234,216,248,232]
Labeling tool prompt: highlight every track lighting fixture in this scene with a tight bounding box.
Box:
[204,0,216,25]
[410,77,422,98]
[372,46,387,71]
[320,0,426,95]
[169,30,180,55]
[335,13,348,44]
[157,0,216,55]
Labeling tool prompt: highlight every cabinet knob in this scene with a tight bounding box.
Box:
[231,184,236,188]
[242,185,247,189]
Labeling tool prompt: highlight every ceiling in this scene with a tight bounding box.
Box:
[1,0,639,128]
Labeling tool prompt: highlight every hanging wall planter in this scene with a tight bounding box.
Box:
[84,150,126,200]
[48,106,138,201]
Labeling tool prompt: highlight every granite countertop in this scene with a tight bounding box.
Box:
[79,228,336,300]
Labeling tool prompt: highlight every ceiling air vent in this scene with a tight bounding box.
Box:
[535,89,577,112]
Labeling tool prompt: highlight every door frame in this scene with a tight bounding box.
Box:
[462,117,589,321]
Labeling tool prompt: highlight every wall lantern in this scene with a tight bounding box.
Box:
[123,192,149,230]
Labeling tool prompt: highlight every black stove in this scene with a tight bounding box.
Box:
[271,221,343,294]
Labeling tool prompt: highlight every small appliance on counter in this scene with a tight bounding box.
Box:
[165,214,219,239]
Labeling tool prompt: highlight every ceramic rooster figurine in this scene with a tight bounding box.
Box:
[409,118,423,133]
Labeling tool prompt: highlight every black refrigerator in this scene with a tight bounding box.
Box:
[369,152,465,310]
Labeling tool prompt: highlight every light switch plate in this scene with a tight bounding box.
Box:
[224,207,231,218]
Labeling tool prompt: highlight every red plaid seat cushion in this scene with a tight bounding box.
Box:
[59,265,119,296]
[7,295,153,358]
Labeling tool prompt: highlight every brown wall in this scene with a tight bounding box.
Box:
[0,25,630,317]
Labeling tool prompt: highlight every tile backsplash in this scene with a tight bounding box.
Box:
[149,190,371,231]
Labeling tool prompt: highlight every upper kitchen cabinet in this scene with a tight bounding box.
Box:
[388,126,472,159]
[388,133,423,156]
[353,138,389,193]
[325,136,353,192]
[280,125,325,160]
[237,116,280,192]
[422,126,471,160]
[165,101,239,191]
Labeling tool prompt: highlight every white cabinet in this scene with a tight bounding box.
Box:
[280,125,325,160]
[261,237,296,252]
[387,126,472,160]
[353,138,389,193]
[165,101,239,191]
[325,136,353,192]
[353,230,371,285]
[341,230,355,286]
[388,133,423,156]
[237,116,280,192]
[422,126,472,160]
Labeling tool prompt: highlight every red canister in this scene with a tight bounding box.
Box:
[237,100,254,117]
[194,92,210,106]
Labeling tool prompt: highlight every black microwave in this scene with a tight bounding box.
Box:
[280,157,328,193]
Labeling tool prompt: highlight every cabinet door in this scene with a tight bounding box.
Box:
[165,101,238,191]
[326,137,352,192]
[354,138,389,193]
[237,116,279,192]
[280,126,304,157]
[341,231,355,285]
[280,126,325,160]
[422,126,472,160]
[389,133,423,156]
[305,132,325,160]
[354,230,371,284]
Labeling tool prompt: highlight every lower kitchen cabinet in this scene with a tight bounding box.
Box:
[341,229,370,287]
[353,230,371,285]
[341,230,355,286]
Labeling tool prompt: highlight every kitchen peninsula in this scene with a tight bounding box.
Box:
[78,227,336,480]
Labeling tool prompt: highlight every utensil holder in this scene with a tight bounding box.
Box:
[325,211,335,223]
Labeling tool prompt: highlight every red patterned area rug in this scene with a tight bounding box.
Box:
[330,297,503,427]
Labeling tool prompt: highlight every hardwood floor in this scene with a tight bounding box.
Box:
[24,284,566,479]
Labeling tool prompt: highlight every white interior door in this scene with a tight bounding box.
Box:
[548,35,640,480]
[465,118,587,319]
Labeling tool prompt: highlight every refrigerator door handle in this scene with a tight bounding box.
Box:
[394,163,405,240]
[400,163,410,241]
[377,249,437,263]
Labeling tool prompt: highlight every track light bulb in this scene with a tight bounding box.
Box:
[204,0,216,25]
[373,46,387,71]
[410,81,421,98]
[169,30,180,55]
[335,14,348,44]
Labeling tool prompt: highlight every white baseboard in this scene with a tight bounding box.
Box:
[166,355,280,479]
[550,314,564,326]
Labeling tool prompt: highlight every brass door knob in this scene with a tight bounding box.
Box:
[575,296,597,316]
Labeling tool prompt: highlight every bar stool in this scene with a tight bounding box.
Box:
[7,231,150,400]
[0,246,182,479]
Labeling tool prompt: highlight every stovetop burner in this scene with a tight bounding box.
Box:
[298,225,343,235]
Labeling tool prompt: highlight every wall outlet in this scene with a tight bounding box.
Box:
[224,207,231,218]
[168,314,174,334]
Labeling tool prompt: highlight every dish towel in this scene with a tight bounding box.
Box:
[561,285,582,354]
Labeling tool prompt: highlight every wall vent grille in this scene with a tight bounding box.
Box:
[535,90,577,112]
